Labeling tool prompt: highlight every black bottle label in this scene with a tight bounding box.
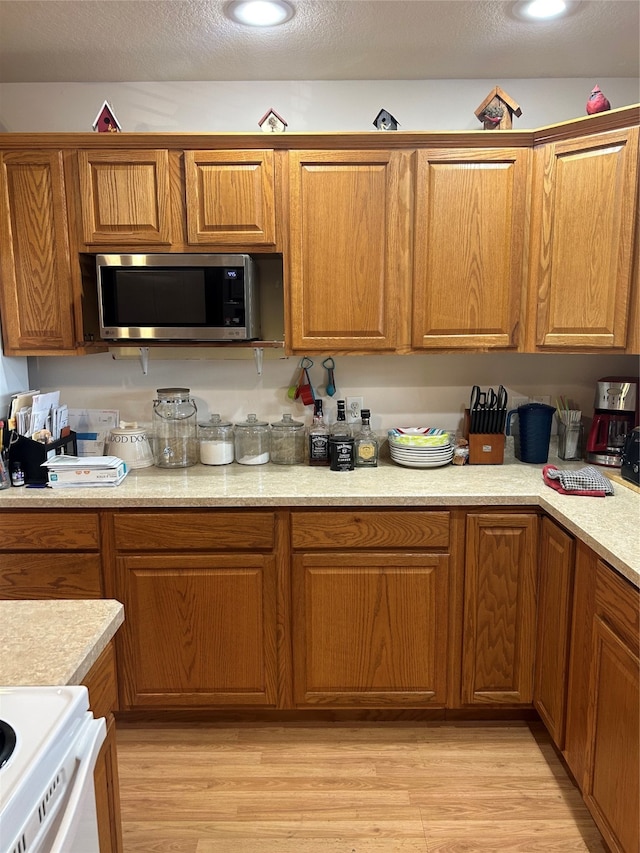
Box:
[309,434,329,465]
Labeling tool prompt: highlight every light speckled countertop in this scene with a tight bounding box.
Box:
[0,599,124,686]
[1,449,638,587]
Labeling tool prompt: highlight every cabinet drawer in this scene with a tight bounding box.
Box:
[596,560,639,647]
[0,512,100,550]
[83,642,119,718]
[291,510,450,550]
[113,511,276,551]
[0,554,102,599]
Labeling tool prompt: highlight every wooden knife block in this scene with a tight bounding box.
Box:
[468,433,505,465]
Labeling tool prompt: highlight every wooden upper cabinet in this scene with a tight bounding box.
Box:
[288,150,412,352]
[528,127,639,350]
[0,150,79,353]
[77,149,172,245]
[184,150,276,246]
[462,513,538,705]
[412,148,529,350]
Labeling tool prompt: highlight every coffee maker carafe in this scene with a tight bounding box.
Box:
[586,377,638,468]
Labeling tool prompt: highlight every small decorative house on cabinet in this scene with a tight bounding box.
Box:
[475,87,522,130]
[373,109,399,131]
[92,100,121,133]
[258,108,288,133]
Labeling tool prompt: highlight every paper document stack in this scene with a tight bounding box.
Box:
[42,455,128,487]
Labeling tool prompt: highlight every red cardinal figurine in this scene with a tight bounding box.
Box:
[586,84,611,115]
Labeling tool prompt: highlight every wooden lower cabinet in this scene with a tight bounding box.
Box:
[462,513,538,705]
[290,509,451,707]
[533,516,575,747]
[82,642,123,853]
[292,552,449,706]
[584,560,639,853]
[111,510,280,709]
[564,542,639,853]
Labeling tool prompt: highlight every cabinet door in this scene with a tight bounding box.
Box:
[533,517,575,748]
[116,553,278,708]
[529,127,639,349]
[462,513,538,705]
[0,150,79,353]
[584,561,639,853]
[563,540,597,787]
[184,150,276,246]
[292,552,449,706]
[412,148,529,350]
[288,150,411,352]
[77,149,172,245]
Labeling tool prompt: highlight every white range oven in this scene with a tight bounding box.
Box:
[0,685,106,853]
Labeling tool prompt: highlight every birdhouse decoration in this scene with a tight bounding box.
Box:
[92,100,121,133]
[586,84,611,115]
[258,108,288,133]
[373,109,399,131]
[475,87,522,131]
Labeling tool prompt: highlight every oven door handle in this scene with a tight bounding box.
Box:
[48,715,106,853]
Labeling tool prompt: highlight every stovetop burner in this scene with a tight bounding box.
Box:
[0,719,16,768]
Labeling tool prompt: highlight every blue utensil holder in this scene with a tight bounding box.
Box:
[506,403,555,464]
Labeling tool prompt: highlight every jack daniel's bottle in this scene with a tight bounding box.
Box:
[308,399,329,466]
[331,400,350,436]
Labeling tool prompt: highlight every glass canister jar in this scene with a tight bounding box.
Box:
[234,414,270,465]
[152,387,198,468]
[199,415,234,465]
[270,413,305,464]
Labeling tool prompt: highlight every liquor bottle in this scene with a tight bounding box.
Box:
[354,408,379,468]
[308,399,329,466]
[331,400,350,437]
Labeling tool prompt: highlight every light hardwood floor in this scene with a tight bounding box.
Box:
[116,721,606,852]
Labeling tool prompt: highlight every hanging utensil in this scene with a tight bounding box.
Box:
[295,357,315,405]
[287,359,305,400]
[322,357,337,397]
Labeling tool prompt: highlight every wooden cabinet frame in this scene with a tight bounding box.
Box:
[1,106,638,355]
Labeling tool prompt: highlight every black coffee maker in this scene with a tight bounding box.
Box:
[621,427,640,486]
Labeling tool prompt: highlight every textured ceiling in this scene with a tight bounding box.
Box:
[0,0,638,84]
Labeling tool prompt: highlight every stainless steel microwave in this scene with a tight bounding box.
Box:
[96,253,260,342]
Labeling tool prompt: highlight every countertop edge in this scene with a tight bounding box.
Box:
[0,600,124,687]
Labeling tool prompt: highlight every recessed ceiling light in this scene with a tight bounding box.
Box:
[512,0,580,20]
[225,0,295,27]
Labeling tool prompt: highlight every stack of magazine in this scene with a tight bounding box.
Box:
[42,455,128,488]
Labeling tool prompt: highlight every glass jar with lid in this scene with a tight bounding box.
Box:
[270,413,306,464]
[199,415,234,465]
[234,414,270,465]
[152,387,198,468]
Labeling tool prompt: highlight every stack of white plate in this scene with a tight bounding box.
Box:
[388,427,454,469]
